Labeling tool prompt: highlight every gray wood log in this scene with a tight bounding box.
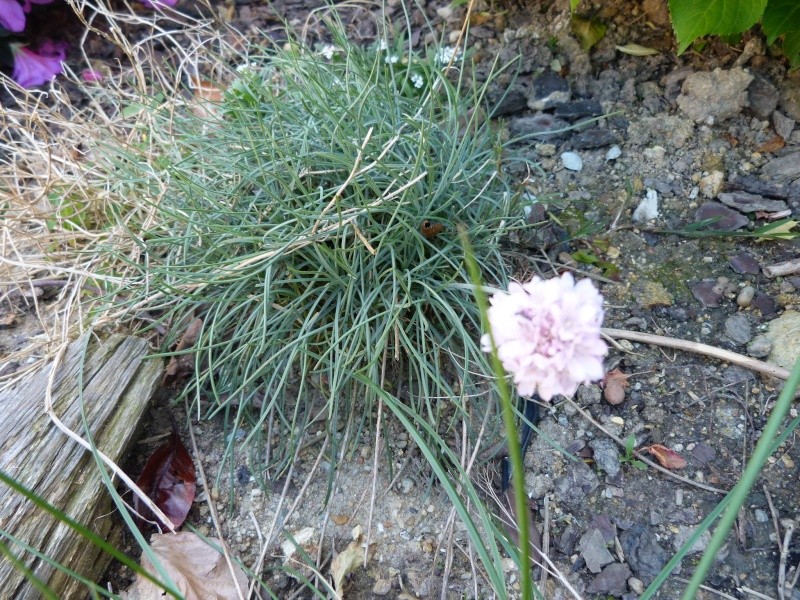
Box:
[0,334,163,599]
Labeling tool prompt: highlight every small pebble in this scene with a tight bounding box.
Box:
[737,285,755,307]
[605,145,621,161]
[747,335,772,358]
[372,578,393,595]
[628,577,644,594]
[561,151,583,171]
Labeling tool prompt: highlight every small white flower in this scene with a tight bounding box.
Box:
[379,39,389,51]
[410,73,424,88]
[384,54,399,64]
[434,46,462,65]
[235,62,258,73]
[320,44,337,60]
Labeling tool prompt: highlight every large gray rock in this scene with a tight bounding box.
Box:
[677,68,754,123]
[762,152,800,184]
[765,310,800,369]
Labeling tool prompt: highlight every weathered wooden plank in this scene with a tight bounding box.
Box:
[0,334,163,599]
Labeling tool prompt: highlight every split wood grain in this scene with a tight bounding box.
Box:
[0,334,163,599]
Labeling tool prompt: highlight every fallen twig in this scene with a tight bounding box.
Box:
[602,328,790,381]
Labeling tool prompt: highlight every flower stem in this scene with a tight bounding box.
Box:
[460,227,532,600]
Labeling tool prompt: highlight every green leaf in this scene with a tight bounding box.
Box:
[782,31,800,66]
[754,219,800,240]
[570,0,581,12]
[668,0,767,54]
[624,434,636,455]
[570,15,607,51]
[762,0,800,44]
[631,460,648,470]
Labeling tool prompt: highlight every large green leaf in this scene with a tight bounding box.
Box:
[782,31,800,66]
[669,0,767,53]
[762,0,800,44]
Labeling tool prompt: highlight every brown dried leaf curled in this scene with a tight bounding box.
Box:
[134,429,196,529]
[645,444,687,469]
[163,318,203,386]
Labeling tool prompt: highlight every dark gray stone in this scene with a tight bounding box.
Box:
[508,114,570,139]
[691,280,723,308]
[690,442,716,465]
[554,99,603,118]
[589,439,621,477]
[726,174,790,199]
[587,563,632,596]
[620,524,669,585]
[762,151,800,183]
[729,252,761,274]
[752,293,778,316]
[490,88,528,118]
[579,528,615,573]
[718,191,788,213]
[554,460,600,507]
[724,313,752,345]
[748,74,779,119]
[694,202,750,231]
[571,128,618,149]
[527,70,570,110]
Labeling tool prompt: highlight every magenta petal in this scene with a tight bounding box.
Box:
[12,42,67,88]
[139,0,177,8]
[81,69,104,83]
[22,0,54,12]
[0,0,25,32]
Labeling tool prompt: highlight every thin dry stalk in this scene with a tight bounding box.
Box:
[565,398,727,494]
[185,405,246,600]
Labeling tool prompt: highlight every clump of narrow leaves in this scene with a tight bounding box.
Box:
[102,26,525,475]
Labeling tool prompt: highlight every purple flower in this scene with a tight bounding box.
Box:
[0,0,25,32]
[23,0,54,10]
[482,273,607,401]
[11,40,68,88]
[139,0,177,8]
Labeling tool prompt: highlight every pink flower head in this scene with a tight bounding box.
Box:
[11,40,68,88]
[0,0,25,32]
[482,272,607,401]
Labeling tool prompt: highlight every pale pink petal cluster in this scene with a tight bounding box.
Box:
[482,272,607,401]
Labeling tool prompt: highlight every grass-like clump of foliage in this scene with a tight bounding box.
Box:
[104,26,526,477]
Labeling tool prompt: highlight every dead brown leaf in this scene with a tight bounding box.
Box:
[330,514,350,526]
[757,136,785,154]
[163,318,203,386]
[645,444,687,469]
[0,311,17,328]
[469,11,493,26]
[122,532,248,600]
[722,132,739,147]
[330,526,376,597]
